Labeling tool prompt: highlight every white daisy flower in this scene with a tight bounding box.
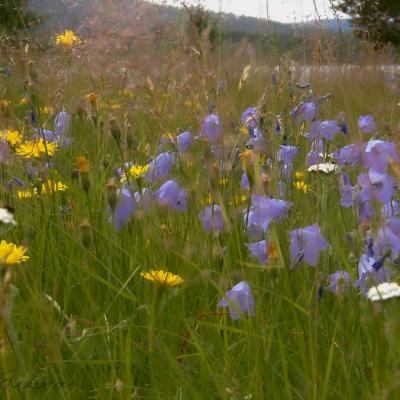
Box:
[308,163,338,174]
[0,207,17,226]
[367,282,400,301]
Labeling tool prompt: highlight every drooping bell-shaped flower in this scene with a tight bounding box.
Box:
[289,223,329,267]
[218,281,255,320]
[198,204,225,232]
[201,114,222,144]
[363,140,399,173]
[155,179,187,212]
[358,115,376,134]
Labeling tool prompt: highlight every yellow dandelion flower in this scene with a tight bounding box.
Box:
[0,100,11,109]
[0,240,29,265]
[19,97,29,105]
[294,180,309,193]
[129,164,149,179]
[40,106,54,115]
[162,132,175,141]
[0,129,22,146]
[294,171,304,179]
[16,138,57,158]
[17,188,38,199]
[140,269,184,287]
[110,101,121,110]
[55,30,81,47]
[41,180,68,194]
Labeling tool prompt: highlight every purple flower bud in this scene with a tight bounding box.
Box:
[358,115,376,134]
[201,114,222,144]
[299,102,317,121]
[241,106,258,129]
[338,173,354,208]
[218,281,255,320]
[113,188,138,230]
[176,131,193,153]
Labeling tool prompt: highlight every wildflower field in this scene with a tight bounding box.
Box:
[1,10,400,399]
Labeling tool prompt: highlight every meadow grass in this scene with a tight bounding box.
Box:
[0,21,400,399]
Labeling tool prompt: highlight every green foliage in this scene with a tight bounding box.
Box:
[333,0,400,48]
[0,0,35,32]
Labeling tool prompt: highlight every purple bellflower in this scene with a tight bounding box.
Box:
[244,195,292,238]
[335,143,364,166]
[381,201,400,219]
[373,218,400,260]
[201,114,222,144]
[355,253,392,296]
[364,140,399,173]
[329,271,352,294]
[278,145,299,165]
[198,204,225,232]
[155,179,187,212]
[241,106,259,129]
[218,281,255,320]
[358,170,394,205]
[338,173,354,208]
[358,115,376,134]
[289,223,329,268]
[245,240,268,264]
[176,131,193,153]
[144,152,175,183]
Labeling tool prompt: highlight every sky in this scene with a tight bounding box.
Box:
[151,0,338,23]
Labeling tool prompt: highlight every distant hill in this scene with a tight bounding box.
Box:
[27,0,352,36]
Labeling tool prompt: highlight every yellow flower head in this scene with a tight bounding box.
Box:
[41,180,68,194]
[294,171,304,179]
[17,189,38,199]
[0,240,28,265]
[294,180,309,193]
[240,126,249,136]
[55,30,81,47]
[16,138,57,158]
[0,129,22,146]
[40,106,54,115]
[129,164,149,179]
[140,269,184,287]
[17,180,67,199]
[162,132,175,142]
[240,149,255,167]
[85,92,98,105]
